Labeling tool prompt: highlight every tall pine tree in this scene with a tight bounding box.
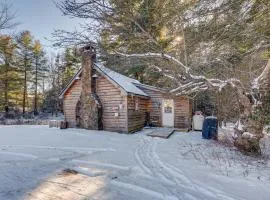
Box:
[16,31,34,115]
[0,35,17,112]
[32,40,47,115]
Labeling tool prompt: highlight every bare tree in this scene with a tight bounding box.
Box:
[0,1,17,31]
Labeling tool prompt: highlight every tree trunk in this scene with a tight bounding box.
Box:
[234,92,263,156]
[234,60,270,156]
[34,57,38,115]
[4,61,8,114]
[23,68,27,116]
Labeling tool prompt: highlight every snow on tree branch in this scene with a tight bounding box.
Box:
[116,51,244,95]
[116,52,190,73]
[149,65,178,81]
[252,59,270,90]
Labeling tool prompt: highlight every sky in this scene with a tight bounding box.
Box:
[2,0,85,54]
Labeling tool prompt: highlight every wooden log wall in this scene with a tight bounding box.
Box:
[63,76,128,132]
[136,86,163,127]
[136,85,192,129]
[127,95,150,132]
[96,76,128,132]
[173,96,192,129]
[63,80,82,127]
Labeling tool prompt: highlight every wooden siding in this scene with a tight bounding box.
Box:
[63,80,81,127]
[96,76,128,132]
[137,86,191,129]
[127,96,150,132]
[173,96,191,129]
[63,76,128,132]
[136,86,163,127]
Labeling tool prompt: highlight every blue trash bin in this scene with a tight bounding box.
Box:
[202,116,218,139]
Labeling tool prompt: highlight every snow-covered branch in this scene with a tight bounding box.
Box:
[242,42,270,57]
[149,65,178,81]
[116,51,244,94]
[252,59,270,90]
[116,52,190,73]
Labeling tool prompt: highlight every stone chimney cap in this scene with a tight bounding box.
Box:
[79,44,97,61]
[81,43,96,53]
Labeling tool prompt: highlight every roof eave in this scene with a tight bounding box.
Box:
[127,92,150,99]
[133,82,168,93]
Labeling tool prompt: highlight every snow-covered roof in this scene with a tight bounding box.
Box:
[94,63,149,97]
[59,63,150,98]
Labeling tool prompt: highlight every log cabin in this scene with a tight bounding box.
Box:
[59,47,192,133]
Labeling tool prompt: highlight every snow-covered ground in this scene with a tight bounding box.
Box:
[0,126,270,200]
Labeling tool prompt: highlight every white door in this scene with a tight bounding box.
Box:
[162,99,174,127]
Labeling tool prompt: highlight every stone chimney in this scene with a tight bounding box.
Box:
[81,45,96,95]
[76,44,101,130]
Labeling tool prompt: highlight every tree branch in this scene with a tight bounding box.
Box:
[115,51,244,95]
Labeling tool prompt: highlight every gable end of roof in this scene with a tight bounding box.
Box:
[59,63,150,98]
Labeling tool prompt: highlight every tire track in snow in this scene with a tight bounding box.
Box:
[136,137,192,187]
[135,137,175,185]
[134,136,238,200]
[150,139,199,200]
[133,137,181,199]
[151,140,193,186]
[152,139,240,200]
[134,138,153,175]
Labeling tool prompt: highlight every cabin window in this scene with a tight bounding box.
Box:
[135,97,139,111]
[164,99,173,113]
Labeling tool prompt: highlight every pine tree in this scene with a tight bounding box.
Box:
[32,40,47,115]
[16,31,34,116]
[0,35,17,112]
[61,47,80,89]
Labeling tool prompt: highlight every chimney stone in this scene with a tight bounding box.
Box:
[76,44,100,130]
